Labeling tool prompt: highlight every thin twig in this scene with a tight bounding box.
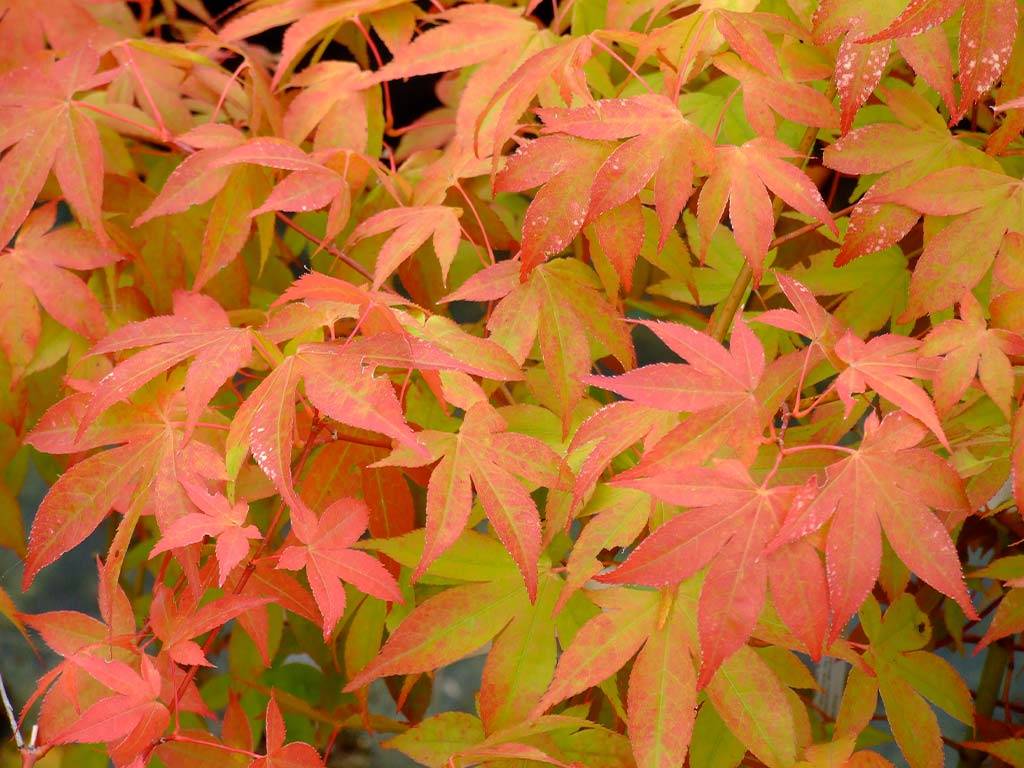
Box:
[0,668,23,748]
[275,213,373,282]
[168,734,261,758]
[770,203,856,250]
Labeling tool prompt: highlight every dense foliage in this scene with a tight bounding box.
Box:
[3,0,1024,766]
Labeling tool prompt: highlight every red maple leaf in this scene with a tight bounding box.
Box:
[768,411,978,640]
[0,204,120,378]
[277,497,402,638]
[696,137,836,282]
[251,693,323,768]
[376,402,570,600]
[599,461,827,684]
[149,588,270,666]
[49,654,168,749]
[583,319,797,474]
[82,291,252,438]
[149,480,261,586]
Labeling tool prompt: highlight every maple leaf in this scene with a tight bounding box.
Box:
[371,4,538,82]
[859,0,962,43]
[857,596,974,768]
[221,693,254,753]
[445,258,634,431]
[0,206,120,378]
[363,529,523,593]
[132,131,246,227]
[533,587,661,715]
[455,742,582,767]
[0,0,117,68]
[0,44,109,245]
[150,587,270,666]
[81,291,253,439]
[384,710,603,767]
[833,331,948,448]
[583,318,795,474]
[822,83,1004,265]
[282,62,376,151]
[270,272,522,401]
[970,558,1024,650]
[384,712,485,767]
[625,591,698,768]
[271,270,415,336]
[712,52,840,136]
[705,646,800,768]
[628,10,720,87]
[599,461,828,681]
[22,580,135,660]
[22,438,155,589]
[494,134,612,276]
[251,693,324,768]
[476,35,594,162]
[757,273,845,355]
[20,561,133,675]
[149,480,261,586]
[221,0,412,91]
[312,332,505,387]
[586,199,645,292]
[476,572,562,732]
[496,94,712,286]
[696,137,836,282]
[564,402,674,518]
[225,342,431,528]
[194,164,271,291]
[405,315,525,382]
[780,247,912,338]
[347,205,463,288]
[22,387,231,587]
[277,497,402,639]
[535,93,714,255]
[226,562,322,665]
[921,292,1024,418]
[556,486,651,612]
[377,402,568,599]
[834,38,892,135]
[23,577,194,759]
[811,0,904,133]
[769,411,977,641]
[897,27,957,115]
[713,10,789,79]
[873,166,1024,318]
[955,0,1017,120]
[345,576,529,690]
[49,654,169,747]
[977,585,1024,651]
[585,318,761,411]
[132,136,331,287]
[528,585,710,767]
[251,167,347,218]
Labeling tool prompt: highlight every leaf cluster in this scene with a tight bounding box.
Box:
[2,1,1024,767]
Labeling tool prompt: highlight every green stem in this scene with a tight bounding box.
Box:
[705,259,754,343]
[960,641,1010,768]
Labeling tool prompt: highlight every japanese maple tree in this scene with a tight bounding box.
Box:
[2,0,1024,767]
